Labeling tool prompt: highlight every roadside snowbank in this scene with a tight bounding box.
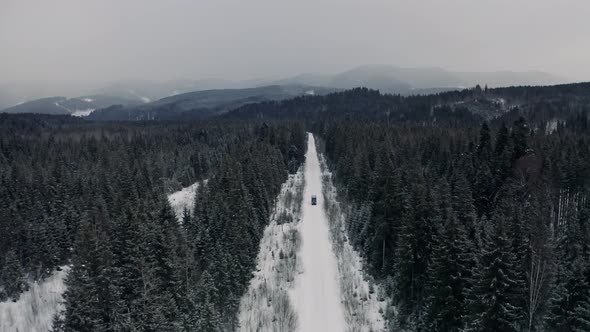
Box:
[0,266,69,332]
[318,151,390,331]
[240,133,388,332]
[239,169,304,332]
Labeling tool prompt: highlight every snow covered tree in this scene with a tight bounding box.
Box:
[1,249,26,300]
[424,180,476,331]
[545,258,590,331]
[394,171,435,321]
[63,218,102,331]
[466,216,523,332]
[193,270,221,331]
[545,210,590,331]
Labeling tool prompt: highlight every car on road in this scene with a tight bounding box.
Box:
[311,195,317,205]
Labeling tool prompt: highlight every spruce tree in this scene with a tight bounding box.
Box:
[545,258,590,332]
[1,249,26,300]
[466,216,522,332]
[63,218,101,332]
[424,180,477,331]
[193,270,221,332]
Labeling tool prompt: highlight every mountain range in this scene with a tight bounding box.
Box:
[272,65,564,93]
[0,65,566,117]
[86,85,335,121]
[1,95,139,117]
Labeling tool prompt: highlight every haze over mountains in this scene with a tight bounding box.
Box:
[271,65,564,93]
[1,95,140,117]
[0,65,565,113]
[86,85,335,121]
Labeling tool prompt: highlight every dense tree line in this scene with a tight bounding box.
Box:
[226,87,483,126]
[227,83,590,126]
[0,115,306,331]
[2,81,589,331]
[315,113,590,331]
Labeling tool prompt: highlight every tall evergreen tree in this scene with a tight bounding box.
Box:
[466,216,523,332]
[1,249,26,300]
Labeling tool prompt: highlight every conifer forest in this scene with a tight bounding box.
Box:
[1,82,589,331]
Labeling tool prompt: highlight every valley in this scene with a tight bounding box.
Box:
[1,2,589,330]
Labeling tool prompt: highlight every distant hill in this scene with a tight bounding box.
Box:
[0,65,566,111]
[224,82,590,128]
[1,95,140,117]
[92,78,272,103]
[272,65,565,94]
[88,85,336,121]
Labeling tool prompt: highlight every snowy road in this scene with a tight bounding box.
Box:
[291,133,346,332]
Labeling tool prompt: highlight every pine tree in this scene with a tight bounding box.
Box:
[110,208,144,329]
[63,218,101,331]
[193,271,221,332]
[466,216,522,332]
[50,312,65,332]
[394,172,434,320]
[451,172,478,244]
[424,180,477,331]
[1,249,26,300]
[493,122,513,186]
[511,117,530,161]
[545,258,590,332]
[545,212,590,331]
[141,201,183,331]
[477,121,492,159]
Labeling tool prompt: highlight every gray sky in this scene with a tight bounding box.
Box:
[1,0,589,83]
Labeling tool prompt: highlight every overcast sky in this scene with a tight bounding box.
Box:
[1,0,589,83]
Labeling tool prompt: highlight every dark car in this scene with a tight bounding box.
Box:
[311,195,317,205]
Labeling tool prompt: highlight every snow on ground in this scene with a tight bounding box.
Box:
[291,133,347,332]
[319,152,390,331]
[53,101,96,117]
[167,180,206,221]
[239,169,304,332]
[0,266,70,332]
[545,118,560,134]
[70,109,95,117]
[240,133,387,331]
[81,98,94,103]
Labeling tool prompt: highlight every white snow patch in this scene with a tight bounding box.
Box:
[167,180,206,221]
[71,109,95,117]
[290,133,347,332]
[492,97,506,107]
[545,118,560,134]
[240,134,386,331]
[319,152,390,331]
[305,90,315,96]
[81,98,94,103]
[0,266,70,332]
[141,97,150,103]
[239,169,304,331]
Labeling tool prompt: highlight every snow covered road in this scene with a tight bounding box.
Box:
[291,133,346,332]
